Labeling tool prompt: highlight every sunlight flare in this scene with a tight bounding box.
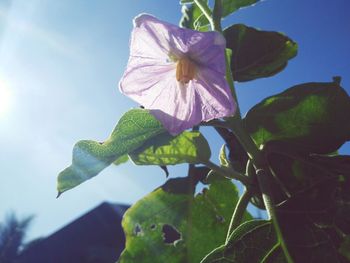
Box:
[0,78,13,118]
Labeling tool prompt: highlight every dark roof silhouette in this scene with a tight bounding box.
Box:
[19,202,129,263]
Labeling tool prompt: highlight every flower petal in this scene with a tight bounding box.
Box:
[119,59,175,106]
[194,66,236,121]
[131,14,189,60]
[120,14,236,135]
[187,31,227,75]
[150,81,203,135]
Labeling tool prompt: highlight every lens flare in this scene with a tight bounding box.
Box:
[0,79,13,118]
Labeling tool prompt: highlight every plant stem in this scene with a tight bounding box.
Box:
[255,168,294,263]
[203,160,251,186]
[208,2,292,260]
[212,0,223,32]
[227,118,294,263]
[225,188,252,243]
[193,0,214,30]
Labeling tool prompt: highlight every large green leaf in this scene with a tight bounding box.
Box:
[57,109,165,195]
[202,217,342,263]
[244,79,350,154]
[201,220,283,263]
[260,143,350,262]
[222,0,260,17]
[129,131,211,165]
[118,178,251,263]
[224,24,297,82]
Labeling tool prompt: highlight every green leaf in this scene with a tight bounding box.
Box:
[129,131,211,166]
[57,109,165,195]
[261,143,350,262]
[201,220,283,263]
[179,1,210,31]
[224,24,297,82]
[339,236,350,261]
[244,79,350,154]
[112,154,129,166]
[118,178,251,263]
[219,144,231,168]
[222,0,260,17]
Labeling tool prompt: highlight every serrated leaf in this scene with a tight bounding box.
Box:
[129,131,211,166]
[244,80,350,154]
[224,24,297,82]
[118,178,251,263]
[57,109,165,195]
[222,0,260,17]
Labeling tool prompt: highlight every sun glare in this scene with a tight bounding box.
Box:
[0,79,13,118]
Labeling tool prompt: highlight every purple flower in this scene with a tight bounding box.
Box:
[119,14,236,135]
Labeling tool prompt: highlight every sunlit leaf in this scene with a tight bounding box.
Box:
[57,109,165,195]
[129,131,211,165]
[113,154,129,166]
[219,144,230,168]
[222,0,260,17]
[179,1,210,31]
[244,79,350,154]
[118,178,251,263]
[224,24,297,82]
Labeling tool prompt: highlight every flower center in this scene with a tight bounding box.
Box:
[176,57,196,84]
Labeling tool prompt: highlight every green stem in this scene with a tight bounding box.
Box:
[225,188,252,243]
[212,0,223,32]
[203,160,252,186]
[255,168,294,263]
[193,0,214,30]
[226,118,294,263]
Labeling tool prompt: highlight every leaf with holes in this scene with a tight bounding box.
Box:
[224,24,297,82]
[244,79,350,154]
[129,131,211,166]
[57,109,165,195]
[118,177,251,263]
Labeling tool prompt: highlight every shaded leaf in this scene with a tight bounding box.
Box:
[244,80,350,154]
[260,142,350,262]
[339,236,350,261]
[57,109,165,195]
[118,178,251,263]
[215,127,248,173]
[129,131,211,166]
[200,220,283,263]
[224,24,297,82]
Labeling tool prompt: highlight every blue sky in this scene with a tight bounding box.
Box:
[0,0,349,241]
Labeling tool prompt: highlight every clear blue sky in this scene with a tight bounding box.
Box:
[0,0,349,241]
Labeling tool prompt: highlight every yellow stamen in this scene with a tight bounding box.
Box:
[176,57,196,84]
